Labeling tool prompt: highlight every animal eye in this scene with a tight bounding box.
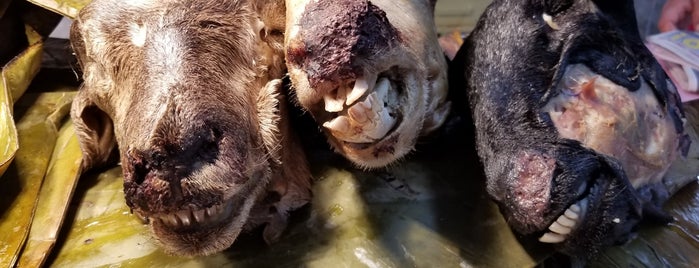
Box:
[199,20,223,29]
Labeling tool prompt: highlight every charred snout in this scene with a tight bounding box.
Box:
[286,0,399,88]
[123,125,223,212]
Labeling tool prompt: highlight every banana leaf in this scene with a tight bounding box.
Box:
[24,0,91,19]
[17,114,80,268]
[0,26,43,177]
[50,151,539,267]
[0,91,75,268]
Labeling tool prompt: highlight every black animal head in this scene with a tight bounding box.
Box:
[454,0,688,258]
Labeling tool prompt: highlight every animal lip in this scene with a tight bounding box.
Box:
[321,70,402,144]
[149,198,238,229]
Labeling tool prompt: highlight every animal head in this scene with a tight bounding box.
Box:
[70,0,308,256]
[284,0,450,168]
[456,0,688,258]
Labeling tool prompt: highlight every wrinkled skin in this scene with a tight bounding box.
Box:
[70,0,310,256]
[284,0,451,168]
[452,0,689,259]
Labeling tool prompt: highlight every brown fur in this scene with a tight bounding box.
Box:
[71,0,310,256]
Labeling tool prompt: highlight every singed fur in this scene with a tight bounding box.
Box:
[70,0,310,256]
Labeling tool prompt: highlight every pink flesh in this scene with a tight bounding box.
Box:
[543,64,680,188]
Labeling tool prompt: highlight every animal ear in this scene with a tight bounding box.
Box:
[257,79,282,164]
[71,89,117,172]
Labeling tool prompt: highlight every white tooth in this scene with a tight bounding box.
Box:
[346,75,373,106]
[542,13,560,30]
[539,232,566,243]
[193,209,206,223]
[348,101,370,124]
[346,73,378,106]
[548,221,572,235]
[564,208,579,220]
[569,204,581,213]
[177,211,191,226]
[556,214,577,228]
[323,115,351,133]
[374,78,390,103]
[324,93,345,112]
[612,218,621,223]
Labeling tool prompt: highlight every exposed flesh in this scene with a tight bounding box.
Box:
[543,64,680,188]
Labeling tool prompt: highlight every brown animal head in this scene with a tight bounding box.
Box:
[284,0,450,168]
[70,0,310,256]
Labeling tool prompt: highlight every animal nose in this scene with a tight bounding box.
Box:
[285,0,398,88]
[124,126,222,186]
[125,148,172,186]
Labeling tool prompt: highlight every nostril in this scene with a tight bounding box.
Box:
[126,149,149,186]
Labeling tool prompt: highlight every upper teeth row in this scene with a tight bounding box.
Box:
[151,202,227,228]
[539,197,588,243]
[323,77,397,143]
[324,73,378,112]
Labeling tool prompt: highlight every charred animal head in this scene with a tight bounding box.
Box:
[70,0,310,256]
[454,0,689,258]
[284,0,450,168]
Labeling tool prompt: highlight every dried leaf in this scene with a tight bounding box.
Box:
[0,91,74,267]
[24,0,91,19]
[17,115,80,268]
[0,26,43,177]
[51,149,540,267]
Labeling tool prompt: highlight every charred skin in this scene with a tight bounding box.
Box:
[70,0,310,256]
[453,0,688,258]
[284,0,450,168]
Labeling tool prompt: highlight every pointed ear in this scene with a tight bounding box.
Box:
[71,88,117,171]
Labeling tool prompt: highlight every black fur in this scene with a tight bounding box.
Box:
[451,0,686,259]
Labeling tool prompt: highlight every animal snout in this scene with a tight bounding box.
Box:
[125,126,222,186]
[286,0,399,88]
[121,125,223,212]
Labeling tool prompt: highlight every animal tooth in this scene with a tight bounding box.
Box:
[193,209,206,223]
[323,115,351,133]
[324,94,345,112]
[346,74,375,106]
[374,78,391,104]
[348,102,370,124]
[539,232,566,243]
[206,207,216,217]
[548,221,572,235]
[177,210,192,226]
[569,204,581,213]
[164,215,178,227]
[542,13,560,30]
[556,214,576,228]
[564,208,579,220]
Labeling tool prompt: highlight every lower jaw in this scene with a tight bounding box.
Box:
[333,133,408,168]
[146,188,267,255]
